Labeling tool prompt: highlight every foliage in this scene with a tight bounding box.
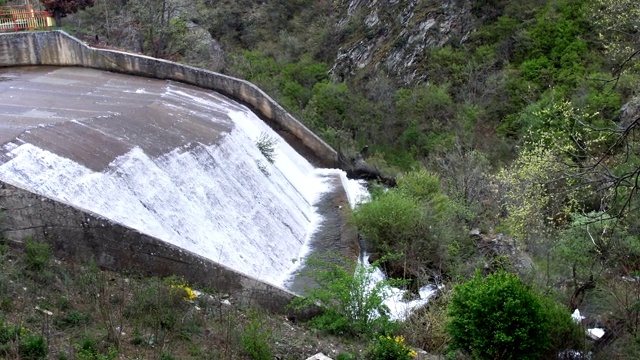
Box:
[293,255,397,338]
[540,297,585,357]
[53,310,92,329]
[76,336,118,360]
[19,333,48,360]
[255,132,278,164]
[24,239,51,273]
[368,335,417,360]
[553,212,640,289]
[125,278,188,332]
[0,242,371,358]
[353,169,459,276]
[402,290,452,354]
[39,0,95,26]
[589,0,640,74]
[240,309,273,360]
[447,271,550,360]
[496,144,575,248]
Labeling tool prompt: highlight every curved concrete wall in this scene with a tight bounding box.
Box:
[0,30,338,167]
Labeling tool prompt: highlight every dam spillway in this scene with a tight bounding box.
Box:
[0,66,349,288]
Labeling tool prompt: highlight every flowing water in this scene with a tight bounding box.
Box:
[0,66,345,288]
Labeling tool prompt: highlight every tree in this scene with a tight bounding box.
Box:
[39,0,95,27]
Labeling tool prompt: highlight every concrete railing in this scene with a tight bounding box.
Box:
[0,30,338,167]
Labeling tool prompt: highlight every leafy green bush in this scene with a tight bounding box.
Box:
[76,336,118,360]
[447,271,549,360]
[293,255,397,338]
[24,239,51,272]
[353,169,458,275]
[368,335,417,360]
[541,297,584,357]
[19,333,47,360]
[240,309,273,360]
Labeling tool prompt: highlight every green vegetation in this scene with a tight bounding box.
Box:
[368,335,417,360]
[0,241,370,359]
[292,255,398,338]
[447,271,581,359]
[20,0,640,357]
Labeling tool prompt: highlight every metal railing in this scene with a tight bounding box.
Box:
[0,5,53,32]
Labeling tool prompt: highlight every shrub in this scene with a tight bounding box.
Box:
[19,334,47,360]
[402,290,451,354]
[353,169,459,275]
[24,239,51,272]
[76,336,118,360]
[447,271,549,360]
[53,310,92,329]
[255,132,278,164]
[240,309,272,360]
[293,255,397,338]
[541,298,584,357]
[369,335,417,360]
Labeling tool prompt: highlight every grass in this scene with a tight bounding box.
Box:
[0,240,370,359]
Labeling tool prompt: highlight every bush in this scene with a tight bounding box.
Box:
[76,336,118,360]
[447,271,549,360]
[240,309,272,360]
[19,334,47,360]
[293,255,397,338]
[402,290,451,354]
[24,239,51,272]
[541,298,584,357]
[353,169,459,276]
[369,335,417,360]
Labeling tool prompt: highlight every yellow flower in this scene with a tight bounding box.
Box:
[170,284,198,300]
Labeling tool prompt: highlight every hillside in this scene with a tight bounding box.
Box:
[5,0,640,358]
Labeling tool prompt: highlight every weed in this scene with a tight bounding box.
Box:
[76,336,118,360]
[293,254,399,338]
[19,333,48,360]
[369,335,417,360]
[53,310,92,329]
[255,132,278,164]
[160,352,177,360]
[240,308,273,360]
[24,239,51,272]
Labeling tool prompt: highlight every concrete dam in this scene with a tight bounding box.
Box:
[0,32,358,312]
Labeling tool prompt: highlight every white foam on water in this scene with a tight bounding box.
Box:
[0,98,335,287]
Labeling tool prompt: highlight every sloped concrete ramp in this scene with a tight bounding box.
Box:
[0,66,353,294]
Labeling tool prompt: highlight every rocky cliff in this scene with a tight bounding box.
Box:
[331,0,475,84]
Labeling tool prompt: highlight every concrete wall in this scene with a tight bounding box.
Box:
[0,180,323,316]
[0,30,338,168]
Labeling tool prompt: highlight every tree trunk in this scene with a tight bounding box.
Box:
[54,10,62,27]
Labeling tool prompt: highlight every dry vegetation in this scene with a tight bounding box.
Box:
[0,240,370,359]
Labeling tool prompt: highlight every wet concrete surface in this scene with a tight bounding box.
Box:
[0,66,238,170]
[287,175,359,295]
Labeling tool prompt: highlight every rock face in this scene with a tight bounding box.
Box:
[331,0,474,84]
